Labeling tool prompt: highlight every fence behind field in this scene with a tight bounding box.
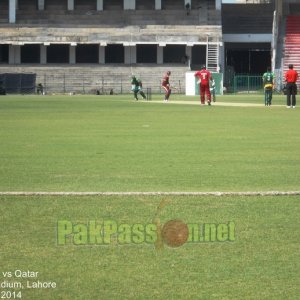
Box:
[0,73,36,94]
[39,73,183,95]
[233,75,263,93]
[232,73,284,94]
[0,69,284,95]
[0,65,188,95]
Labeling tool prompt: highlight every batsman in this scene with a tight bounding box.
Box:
[131,75,146,101]
[194,65,213,105]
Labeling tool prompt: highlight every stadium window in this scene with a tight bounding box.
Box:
[47,44,69,63]
[45,0,67,10]
[21,44,40,64]
[226,47,271,75]
[163,45,186,63]
[105,44,124,64]
[191,45,206,65]
[136,0,155,10]
[103,0,123,10]
[137,44,157,63]
[0,45,9,63]
[191,0,202,9]
[74,0,96,11]
[162,0,182,10]
[76,44,99,63]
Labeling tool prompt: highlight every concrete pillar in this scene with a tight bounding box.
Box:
[275,0,283,17]
[14,45,21,64]
[155,0,161,10]
[186,45,192,70]
[124,0,135,10]
[68,0,74,11]
[8,45,13,64]
[38,0,45,10]
[219,43,224,74]
[40,44,47,64]
[131,45,136,64]
[124,45,130,64]
[97,0,103,11]
[9,44,21,64]
[9,0,16,23]
[69,44,76,64]
[157,44,164,64]
[124,44,136,65]
[186,45,192,58]
[99,44,105,64]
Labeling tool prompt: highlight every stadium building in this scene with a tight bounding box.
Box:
[0,0,299,94]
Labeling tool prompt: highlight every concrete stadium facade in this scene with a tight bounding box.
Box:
[1,0,298,93]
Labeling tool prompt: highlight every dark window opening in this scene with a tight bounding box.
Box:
[226,48,271,75]
[162,0,183,10]
[75,0,96,10]
[137,44,157,63]
[191,45,206,66]
[76,44,99,63]
[0,45,9,63]
[45,0,67,10]
[47,44,69,63]
[105,44,124,63]
[103,0,123,10]
[163,45,185,63]
[136,0,155,10]
[21,44,40,63]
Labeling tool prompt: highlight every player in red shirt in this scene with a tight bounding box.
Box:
[285,64,298,108]
[162,71,171,101]
[194,65,213,105]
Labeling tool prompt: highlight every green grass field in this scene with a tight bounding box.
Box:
[0,94,299,299]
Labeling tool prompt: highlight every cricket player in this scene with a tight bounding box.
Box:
[285,64,298,108]
[131,75,146,101]
[262,67,275,106]
[210,79,216,102]
[194,65,213,105]
[162,71,171,101]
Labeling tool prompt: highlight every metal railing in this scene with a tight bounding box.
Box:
[226,0,274,4]
[38,74,184,95]
[233,75,263,93]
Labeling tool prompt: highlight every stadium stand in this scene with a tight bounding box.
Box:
[0,64,189,95]
[222,4,274,34]
[0,0,298,94]
[0,0,223,94]
[283,15,300,85]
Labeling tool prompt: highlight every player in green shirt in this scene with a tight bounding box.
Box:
[131,75,146,101]
[262,67,275,106]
